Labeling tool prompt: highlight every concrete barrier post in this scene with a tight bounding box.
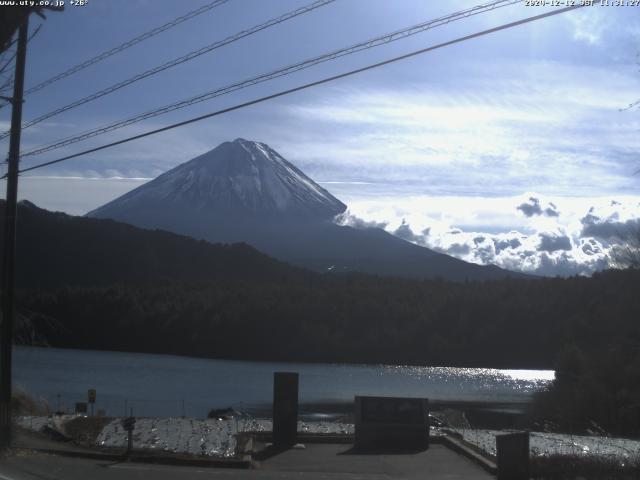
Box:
[496,431,530,480]
[273,372,299,448]
[354,396,429,451]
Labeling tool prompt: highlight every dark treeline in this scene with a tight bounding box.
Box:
[16,269,640,370]
[531,332,640,436]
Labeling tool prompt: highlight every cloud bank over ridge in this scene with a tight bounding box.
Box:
[337,193,640,277]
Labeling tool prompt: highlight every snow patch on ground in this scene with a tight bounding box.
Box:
[98,417,238,457]
[16,415,54,432]
[454,428,640,460]
[20,415,639,461]
[17,415,354,458]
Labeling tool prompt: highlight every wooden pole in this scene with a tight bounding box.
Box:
[0,16,29,449]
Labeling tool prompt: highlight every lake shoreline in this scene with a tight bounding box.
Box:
[16,343,556,371]
[14,345,553,420]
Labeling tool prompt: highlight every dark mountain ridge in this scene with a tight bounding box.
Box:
[1,200,305,289]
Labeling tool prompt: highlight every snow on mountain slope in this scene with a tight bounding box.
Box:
[88,138,345,222]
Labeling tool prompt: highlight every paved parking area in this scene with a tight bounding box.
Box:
[0,443,495,480]
[256,443,494,479]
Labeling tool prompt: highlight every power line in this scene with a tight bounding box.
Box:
[8,4,587,179]
[0,0,336,140]
[0,50,17,77]
[0,24,42,106]
[622,98,640,111]
[20,0,523,158]
[19,0,231,97]
[0,23,42,76]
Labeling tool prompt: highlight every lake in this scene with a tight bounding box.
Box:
[14,346,553,419]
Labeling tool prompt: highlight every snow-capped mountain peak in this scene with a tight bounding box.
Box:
[88,139,346,223]
[86,138,524,281]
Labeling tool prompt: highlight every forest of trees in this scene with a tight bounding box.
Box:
[14,269,640,369]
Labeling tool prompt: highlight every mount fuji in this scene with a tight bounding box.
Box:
[88,138,523,280]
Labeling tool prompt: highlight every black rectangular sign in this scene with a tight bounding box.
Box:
[355,396,429,451]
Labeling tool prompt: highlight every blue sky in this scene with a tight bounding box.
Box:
[1,0,639,276]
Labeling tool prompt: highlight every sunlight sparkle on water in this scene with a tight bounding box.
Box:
[499,369,555,382]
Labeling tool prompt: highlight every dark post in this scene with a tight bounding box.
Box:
[496,431,530,480]
[272,372,298,448]
[88,388,96,416]
[127,424,133,455]
[122,407,135,458]
[0,17,29,450]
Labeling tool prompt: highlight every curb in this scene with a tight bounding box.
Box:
[439,434,497,475]
[249,432,355,444]
[13,446,252,469]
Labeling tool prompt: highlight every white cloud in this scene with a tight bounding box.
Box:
[285,60,640,197]
[565,6,640,49]
[338,193,640,277]
[567,9,611,45]
[5,177,150,216]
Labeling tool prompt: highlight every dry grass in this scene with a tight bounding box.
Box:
[62,416,113,446]
[11,389,49,416]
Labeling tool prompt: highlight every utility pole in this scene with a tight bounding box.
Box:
[0,16,29,449]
